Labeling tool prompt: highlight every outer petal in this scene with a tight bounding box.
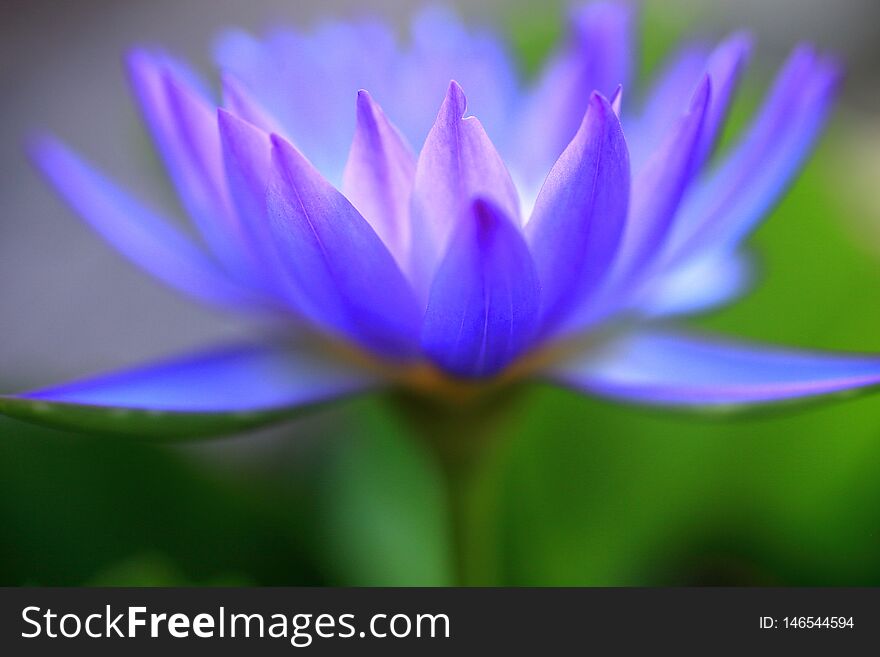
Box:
[126,50,247,272]
[410,81,520,300]
[515,2,632,183]
[342,91,416,271]
[0,343,376,438]
[612,78,711,286]
[627,44,708,169]
[546,331,880,407]
[421,199,540,378]
[664,47,841,263]
[628,34,751,172]
[29,136,251,308]
[525,93,630,330]
[267,135,421,359]
[217,109,304,312]
[692,32,753,169]
[570,80,712,331]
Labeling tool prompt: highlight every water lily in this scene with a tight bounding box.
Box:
[3,2,880,440]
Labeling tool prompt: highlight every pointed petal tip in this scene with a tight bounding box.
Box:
[355,88,379,120]
[445,79,467,116]
[609,85,623,116]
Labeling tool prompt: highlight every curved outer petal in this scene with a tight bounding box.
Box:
[525,93,630,331]
[217,109,305,312]
[515,2,632,183]
[545,331,880,407]
[342,91,416,271]
[267,135,421,359]
[421,198,540,378]
[0,343,377,438]
[629,34,751,173]
[691,32,753,170]
[664,47,841,265]
[568,79,712,331]
[612,78,711,287]
[627,44,708,169]
[410,81,520,302]
[127,50,252,275]
[29,136,252,309]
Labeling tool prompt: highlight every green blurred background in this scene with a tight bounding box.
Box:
[2,0,880,586]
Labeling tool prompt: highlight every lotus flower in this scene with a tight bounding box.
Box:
[3,3,880,438]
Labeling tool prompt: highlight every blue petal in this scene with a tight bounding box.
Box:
[126,50,249,273]
[525,93,630,331]
[665,47,841,263]
[612,78,711,287]
[547,331,880,407]
[626,44,708,168]
[410,81,520,302]
[421,199,540,378]
[628,33,751,172]
[692,32,753,169]
[217,109,304,311]
[15,342,374,412]
[515,2,632,184]
[567,80,713,332]
[29,135,252,308]
[342,91,416,272]
[267,135,421,359]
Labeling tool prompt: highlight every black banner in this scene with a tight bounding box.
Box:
[0,587,876,653]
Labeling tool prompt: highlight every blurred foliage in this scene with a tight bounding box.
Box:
[2,2,880,586]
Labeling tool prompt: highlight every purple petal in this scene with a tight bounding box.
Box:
[568,80,712,330]
[267,135,421,359]
[692,32,753,169]
[665,47,841,263]
[217,109,304,311]
[547,331,880,407]
[29,135,251,308]
[410,81,520,301]
[126,50,248,272]
[342,91,416,271]
[421,199,540,378]
[515,2,632,182]
[627,44,708,168]
[628,34,751,172]
[525,93,630,330]
[612,78,711,287]
[15,342,374,412]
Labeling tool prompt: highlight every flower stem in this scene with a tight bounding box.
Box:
[389,387,522,586]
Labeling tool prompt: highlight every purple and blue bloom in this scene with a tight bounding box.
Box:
[3,3,880,437]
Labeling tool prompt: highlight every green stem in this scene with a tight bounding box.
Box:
[389,387,522,586]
